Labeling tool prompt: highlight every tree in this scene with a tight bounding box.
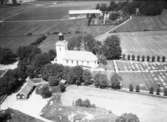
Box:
[103,35,122,60]
[71,66,83,85]
[0,47,17,64]
[96,3,100,9]
[156,87,160,95]
[0,109,11,122]
[135,85,140,92]
[37,85,52,98]
[59,84,66,92]
[41,63,64,81]
[149,87,154,94]
[163,88,167,96]
[132,54,135,60]
[157,56,160,62]
[48,76,59,86]
[110,73,122,89]
[33,53,50,74]
[147,56,150,62]
[142,55,145,62]
[94,73,108,88]
[162,56,166,62]
[109,13,119,21]
[82,70,92,85]
[152,56,155,62]
[48,49,56,61]
[116,113,140,122]
[129,84,134,92]
[68,34,97,53]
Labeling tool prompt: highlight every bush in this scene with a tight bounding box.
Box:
[147,56,150,62]
[163,88,167,96]
[135,85,140,92]
[36,85,52,98]
[132,55,135,61]
[149,87,154,94]
[156,87,160,95]
[75,98,95,108]
[116,113,140,122]
[137,55,140,61]
[129,84,134,92]
[110,73,122,89]
[94,73,108,88]
[162,56,166,62]
[152,56,155,62]
[59,84,66,92]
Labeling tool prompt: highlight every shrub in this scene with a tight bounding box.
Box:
[162,56,166,62]
[129,84,134,92]
[135,85,140,92]
[156,87,160,95]
[94,73,108,88]
[59,84,66,92]
[36,85,52,98]
[152,56,155,62]
[122,54,126,60]
[116,113,140,122]
[75,99,95,108]
[127,54,131,60]
[157,56,160,62]
[147,56,150,62]
[149,87,154,94]
[110,73,122,89]
[163,88,167,96]
[132,55,135,61]
[137,55,140,61]
[142,56,145,62]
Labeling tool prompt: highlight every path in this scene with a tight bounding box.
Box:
[95,16,132,42]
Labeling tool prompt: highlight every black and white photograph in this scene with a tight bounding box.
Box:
[0,0,167,122]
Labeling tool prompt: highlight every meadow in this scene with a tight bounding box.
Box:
[113,10,167,32]
[111,31,167,57]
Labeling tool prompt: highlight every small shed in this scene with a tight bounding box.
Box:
[16,80,35,100]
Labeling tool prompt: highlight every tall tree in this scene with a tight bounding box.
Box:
[103,35,122,60]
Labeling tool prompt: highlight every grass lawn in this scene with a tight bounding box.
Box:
[110,31,167,57]
[41,94,117,122]
[61,85,167,122]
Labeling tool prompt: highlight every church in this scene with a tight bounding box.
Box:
[53,33,98,68]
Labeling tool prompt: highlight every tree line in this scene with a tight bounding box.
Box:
[68,33,122,61]
[96,0,167,16]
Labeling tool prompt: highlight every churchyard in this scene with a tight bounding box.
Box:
[1,0,167,122]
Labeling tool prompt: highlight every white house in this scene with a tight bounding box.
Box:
[53,33,98,68]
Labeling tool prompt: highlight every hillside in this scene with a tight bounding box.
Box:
[113,10,167,32]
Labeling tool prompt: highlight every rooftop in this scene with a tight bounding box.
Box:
[63,50,97,61]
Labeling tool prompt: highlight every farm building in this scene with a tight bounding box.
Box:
[53,33,98,68]
[69,9,102,19]
[16,80,35,100]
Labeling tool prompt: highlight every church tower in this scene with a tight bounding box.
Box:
[55,32,68,62]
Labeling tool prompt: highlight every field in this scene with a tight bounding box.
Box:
[110,31,167,57]
[0,1,114,52]
[113,10,167,32]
